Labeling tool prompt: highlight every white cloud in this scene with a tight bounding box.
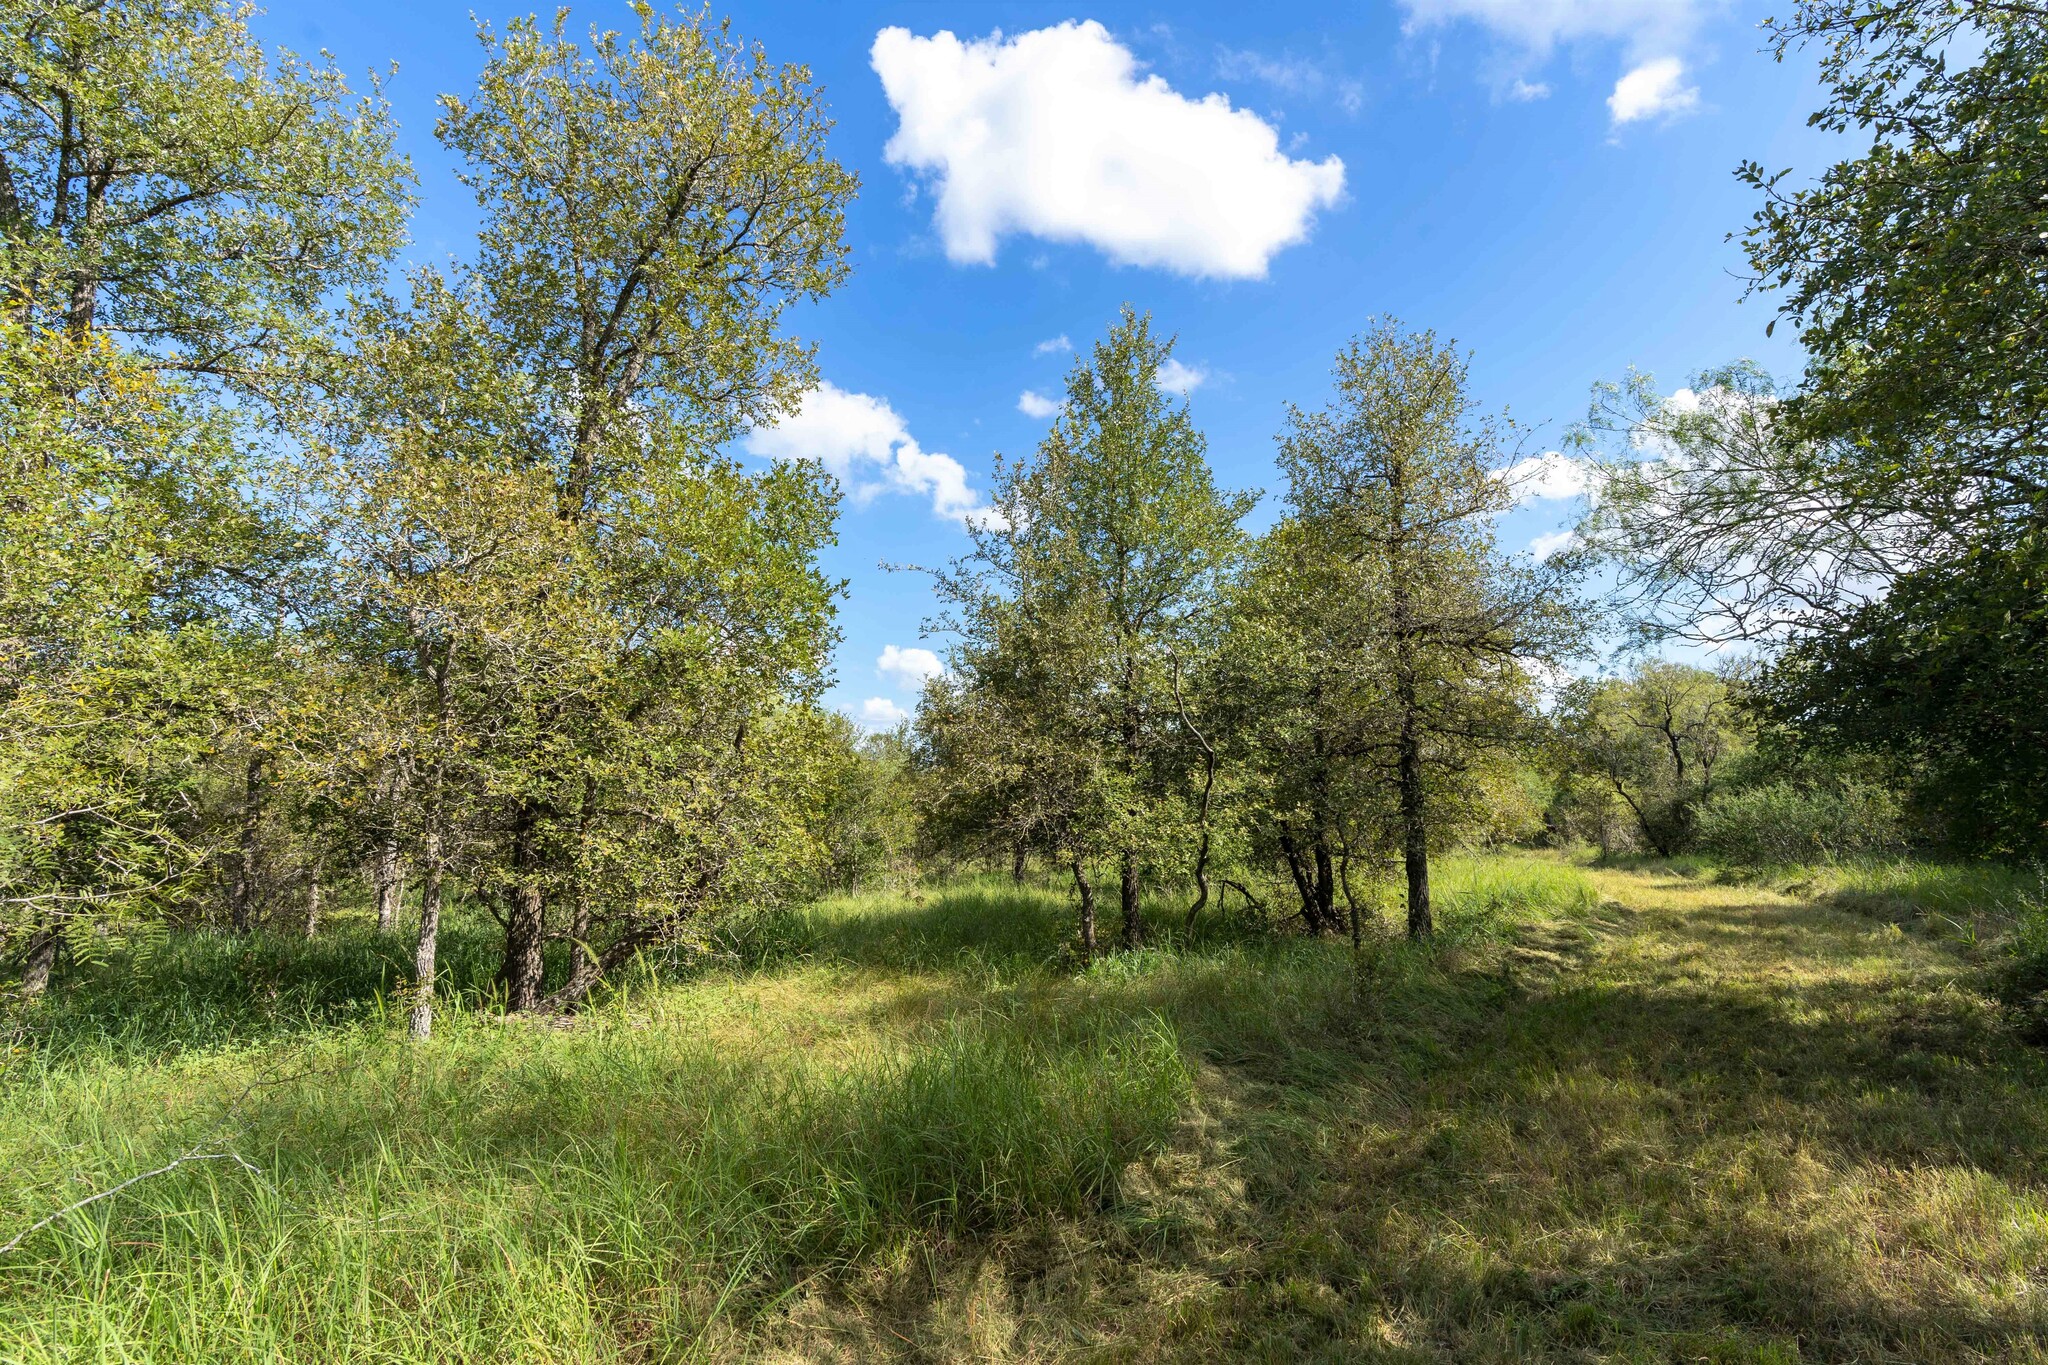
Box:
[1496,451,1592,504]
[1530,528,1577,560]
[1399,1,1715,117]
[1033,334,1072,356]
[1215,47,1367,114]
[1156,358,1207,396]
[878,644,944,691]
[850,697,910,730]
[1608,57,1699,124]
[871,21,1346,279]
[744,381,991,526]
[1399,0,1715,61]
[1017,389,1061,419]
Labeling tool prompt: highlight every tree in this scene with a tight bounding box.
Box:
[0,0,410,391]
[322,5,857,1020]
[808,714,918,892]
[1585,2,2046,647]
[1275,322,1585,937]
[1552,663,1745,857]
[0,0,409,992]
[1750,531,2048,858]
[1743,0,2048,542]
[1210,517,1396,938]
[930,309,1252,953]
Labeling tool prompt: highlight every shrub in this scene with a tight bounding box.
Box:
[1693,781,1903,866]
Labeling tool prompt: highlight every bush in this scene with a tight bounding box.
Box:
[1693,781,1902,866]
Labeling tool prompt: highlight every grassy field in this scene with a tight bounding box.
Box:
[4,853,2047,1361]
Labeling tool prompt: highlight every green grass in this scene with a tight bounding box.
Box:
[1604,850,2048,945]
[5,852,2048,1360]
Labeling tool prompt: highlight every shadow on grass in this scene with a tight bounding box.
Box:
[1172,888,2048,1363]
[5,915,551,1063]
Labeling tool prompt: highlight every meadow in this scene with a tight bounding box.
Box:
[5,854,2046,1362]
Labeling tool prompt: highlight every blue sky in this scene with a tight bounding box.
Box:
[255,0,1839,724]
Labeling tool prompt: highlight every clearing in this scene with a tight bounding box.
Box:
[3,857,2045,1362]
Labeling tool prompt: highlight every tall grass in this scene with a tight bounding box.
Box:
[0,854,1598,1361]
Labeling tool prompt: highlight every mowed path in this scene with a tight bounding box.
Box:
[1132,866,2048,1363]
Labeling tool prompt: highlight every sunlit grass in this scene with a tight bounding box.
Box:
[5,853,2048,1360]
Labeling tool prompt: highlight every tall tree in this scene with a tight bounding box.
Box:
[1586,1,2047,646]
[0,1,408,991]
[931,309,1252,952]
[1744,0,2048,537]
[327,5,856,1019]
[1277,322,1585,937]
[0,0,409,390]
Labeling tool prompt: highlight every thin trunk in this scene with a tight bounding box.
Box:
[409,832,444,1041]
[1119,851,1143,950]
[561,774,598,1002]
[1398,719,1433,939]
[1313,840,1338,936]
[1339,849,1364,951]
[1011,842,1027,885]
[230,754,264,934]
[374,840,403,934]
[560,888,595,1007]
[1171,655,1215,930]
[16,918,58,998]
[1279,831,1317,926]
[1387,437,1432,940]
[502,804,546,1012]
[303,858,323,939]
[1072,857,1097,966]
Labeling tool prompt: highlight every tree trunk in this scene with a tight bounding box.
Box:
[15,918,58,998]
[1072,857,1097,966]
[502,805,546,1012]
[409,832,444,1041]
[229,754,264,934]
[1398,720,1433,939]
[1119,850,1144,949]
[561,885,595,1007]
[303,859,323,939]
[374,840,404,934]
[1279,832,1318,928]
[1011,842,1027,885]
[1313,839,1338,936]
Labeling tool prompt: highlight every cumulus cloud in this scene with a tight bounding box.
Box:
[871,21,1346,279]
[1530,528,1577,560]
[1017,389,1061,419]
[1033,334,1072,356]
[743,381,991,526]
[878,644,944,691]
[1608,57,1699,124]
[1156,358,1207,396]
[1496,451,1593,504]
[1508,78,1551,101]
[850,697,910,730]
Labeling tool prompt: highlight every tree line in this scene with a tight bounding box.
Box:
[1,1,868,1032]
[4,0,2044,1011]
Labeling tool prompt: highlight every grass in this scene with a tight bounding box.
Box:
[3,852,2048,1360]
[1604,850,2048,947]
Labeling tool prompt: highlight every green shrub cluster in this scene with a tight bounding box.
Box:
[1692,781,1903,867]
